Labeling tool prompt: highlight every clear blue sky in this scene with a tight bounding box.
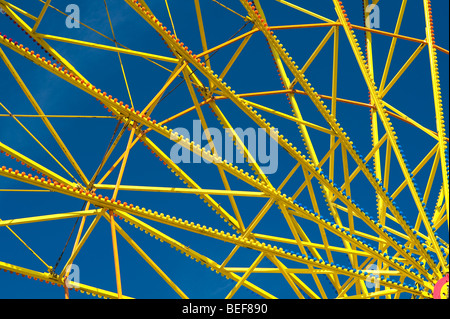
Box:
[0,0,448,299]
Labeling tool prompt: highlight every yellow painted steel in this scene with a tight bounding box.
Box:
[30,0,51,33]
[0,0,446,300]
[423,0,449,230]
[36,34,179,63]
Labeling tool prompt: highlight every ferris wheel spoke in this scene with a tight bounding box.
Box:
[0,209,99,227]
[141,136,241,230]
[194,0,213,81]
[35,33,179,64]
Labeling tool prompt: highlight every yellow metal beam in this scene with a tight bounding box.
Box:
[423,0,449,230]
[266,254,306,299]
[381,100,441,141]
[0,114,115,119]
[108,121,138,299]
[350,24,427,45]
[391,144,439,201]
[0,3,88,84]
[216,29,254,87]
[0,1,440,300]
[211,0,247,20]
[142,61,188,115]
[0,217,51,270]
[279,203,333,298]
[36,33,178,63]
[301,26,336,74]
[243,99,336,135]
[194,0,212,88]
[31,0,51,33]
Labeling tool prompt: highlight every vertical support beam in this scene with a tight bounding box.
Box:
[194,0,212,87]
[329,26,339,181]
[108,123,137,299]
[423,0,449,230]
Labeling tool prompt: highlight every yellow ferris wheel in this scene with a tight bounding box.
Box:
[0,0,448,299]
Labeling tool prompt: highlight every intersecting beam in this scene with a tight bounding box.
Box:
[0,140,76,187]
